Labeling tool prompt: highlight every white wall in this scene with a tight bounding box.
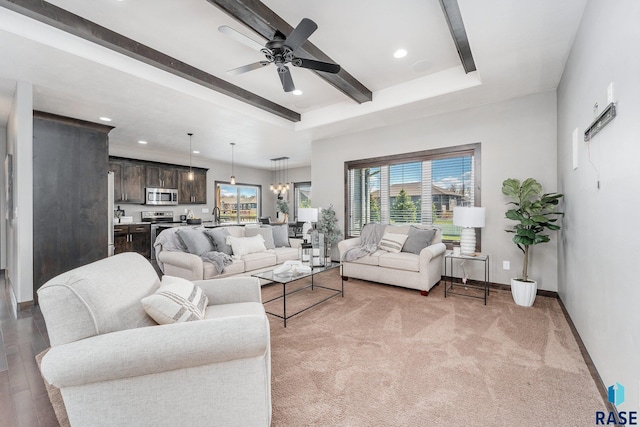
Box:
[557,0,640,411]
[0,126,6,269]
[312,91,559,289]
[6,81,33,306]
[109,145,311,222]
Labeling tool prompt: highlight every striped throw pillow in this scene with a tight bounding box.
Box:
[142,276,208,324]
[378,232,409,253]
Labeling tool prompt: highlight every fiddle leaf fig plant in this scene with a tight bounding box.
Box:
[502,178,563,282]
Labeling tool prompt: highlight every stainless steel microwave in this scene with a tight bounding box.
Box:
[145,188,178,205]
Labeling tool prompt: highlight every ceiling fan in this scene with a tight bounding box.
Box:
[219,18,341,93]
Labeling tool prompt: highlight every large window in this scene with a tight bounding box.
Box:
[345,144,480,244]
[293,182,312,220]
[215,182,261,224]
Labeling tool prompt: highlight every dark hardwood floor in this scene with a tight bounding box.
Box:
[1,275,58,427]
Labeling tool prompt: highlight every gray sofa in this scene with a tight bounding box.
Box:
[338,224,446,295]
[37,252,271,426]
[156,225,301,281]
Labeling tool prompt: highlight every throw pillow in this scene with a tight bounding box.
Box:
[401,226,437,255]
[226,235,267,258]
[378,232,409,253]
[271,223,290,247]
[204,228,233,255]
[141,276,208,324]
[246,226,276,249]
[176,228,213,255]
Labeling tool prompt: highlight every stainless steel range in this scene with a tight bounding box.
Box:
[141,211,179,260]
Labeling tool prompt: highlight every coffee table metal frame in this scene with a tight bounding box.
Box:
[253,262,343,327]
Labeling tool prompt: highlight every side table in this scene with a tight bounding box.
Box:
[444,252,490,305]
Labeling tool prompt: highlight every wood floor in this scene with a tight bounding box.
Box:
[0,276,58,427]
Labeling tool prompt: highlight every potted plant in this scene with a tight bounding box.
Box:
[316,205,343,262]
[276,199,289,223]
[502,178,563,307]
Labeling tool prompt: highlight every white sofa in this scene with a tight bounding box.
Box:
[156,225,301,281]
[338,224,446,295]
[37,252,271,427]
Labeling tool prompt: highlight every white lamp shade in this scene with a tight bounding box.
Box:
[453,207,486,228]
[298,208,318,223]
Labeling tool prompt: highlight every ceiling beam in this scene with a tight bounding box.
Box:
[207,0,373,104]
[439,0,477,73]
[0,0,301,122]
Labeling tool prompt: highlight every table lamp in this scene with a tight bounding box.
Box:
[453,207,486,255]
[297,208,318,236]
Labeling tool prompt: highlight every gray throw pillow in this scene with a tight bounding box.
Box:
[204,228,233,255]
[176,228,213,256]
[246,227,276,249]
[401,226,437,255]
[271,224,290,247]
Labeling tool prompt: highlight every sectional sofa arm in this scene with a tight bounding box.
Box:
[420,242,447,261]
[195,277,262,304]
[338,238,362,259]
[158,250,204,280]
[41,313,269,389]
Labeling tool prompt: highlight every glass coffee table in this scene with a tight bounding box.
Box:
[252,262,343,327]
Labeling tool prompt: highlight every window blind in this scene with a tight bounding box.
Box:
[345,144,480,242]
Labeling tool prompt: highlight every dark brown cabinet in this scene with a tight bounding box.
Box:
[146,164,178,189]
[33,111,112,301]
[114,224,151,258]
[109,159,145,204]
[178,168,207,204]
[109,157,207,205]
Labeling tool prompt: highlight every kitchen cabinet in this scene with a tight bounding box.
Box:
[114,224,151,258]
[109,159,145,204]
[33,111,112,302]
[146,164,178,189]
[178,168,207,204]
[109,156,208,205]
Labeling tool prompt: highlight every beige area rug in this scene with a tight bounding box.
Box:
[262,270,606,426]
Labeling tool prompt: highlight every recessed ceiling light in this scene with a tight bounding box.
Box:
[99,116,112,122]
[138,140,148,144]
[393,49,408,59]
[292,89,303,96]
[193,150,200,154]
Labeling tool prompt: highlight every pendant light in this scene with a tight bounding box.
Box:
[230,142,236,185]
[187,133,194,181]
[270,156,290,195]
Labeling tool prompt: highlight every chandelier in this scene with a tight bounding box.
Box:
[270,157,290,195]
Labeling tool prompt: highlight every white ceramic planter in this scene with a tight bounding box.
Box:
[511,278,537,307]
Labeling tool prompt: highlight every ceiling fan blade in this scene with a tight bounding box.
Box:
[227,61,270,76]
[218,25,265,51]
[293,58,341,74]
[283,18,317,52]
[278,66,295,92]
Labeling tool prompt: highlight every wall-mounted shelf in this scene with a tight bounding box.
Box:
[584,102,616,141]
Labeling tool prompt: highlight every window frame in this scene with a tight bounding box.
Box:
[343,143,482,249]
[293,181,312,220]
[214,180,262,224]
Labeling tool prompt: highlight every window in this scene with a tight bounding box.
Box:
[215,182,261,224]
[293,182,312,220]
[345,143,480,245]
